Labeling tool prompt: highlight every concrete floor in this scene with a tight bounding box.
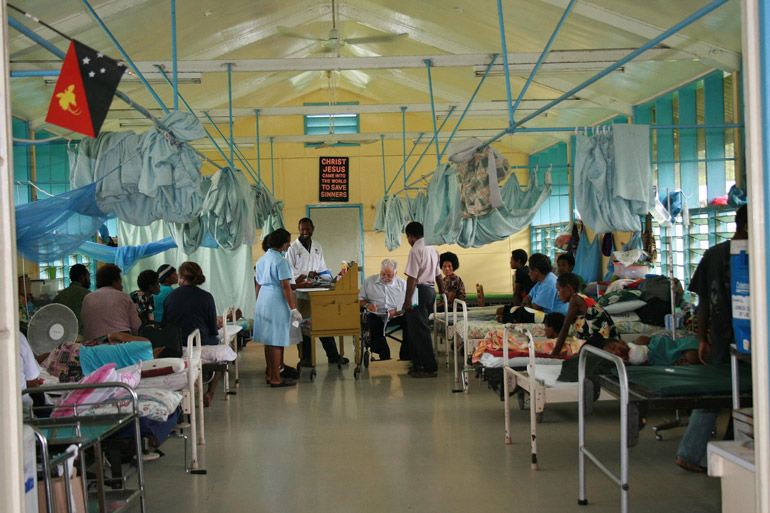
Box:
[143,342,722,513]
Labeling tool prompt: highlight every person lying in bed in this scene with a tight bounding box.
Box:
[551,272,618,356]
[603,334,701,366]
[542,312,566,340]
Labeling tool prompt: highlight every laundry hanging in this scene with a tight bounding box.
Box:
[573,231,601,284]
[70,111,206,226]
[383,195,408,251]
[253,182,285,234]
[573,124,652,233]
[448,138,509,218]
[424,162,551,248]
[405,192,428,224]
[201,167,256,250]
[77,234,219,271]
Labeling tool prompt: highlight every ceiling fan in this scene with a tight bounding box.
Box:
[277,0,408,55]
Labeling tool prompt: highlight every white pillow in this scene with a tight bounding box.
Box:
[603,299,647,315]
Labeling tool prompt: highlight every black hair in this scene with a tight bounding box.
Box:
[511,249,528,265]
[557,253,575,268]
[137,270,159,292]
[439,251,460,271]
[556,272,581,291]
[268,228,292,249]
[735,204,748,232]
[69,263,89,282]
[178,261,206,286]
[261,235,269,252]
[95,264,122,289]
[528,253,552,274]
[298,217,314,228]
[405,221,424,238]
[543,312,566,333]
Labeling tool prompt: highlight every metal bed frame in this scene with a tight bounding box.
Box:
[25,382,146,513]
[577,346,749,513]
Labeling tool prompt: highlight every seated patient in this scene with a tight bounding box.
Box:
[359,259,407,361]
[81,264,142,340]
[551,272,618,356]
[522,253,569,316]
[556,253,585,290]
[163,261,221,406]
[130,270,160,325]
[439,252,466,306]
[604,334,701,366]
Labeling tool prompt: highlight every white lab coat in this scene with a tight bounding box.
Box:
[286,238,328,281]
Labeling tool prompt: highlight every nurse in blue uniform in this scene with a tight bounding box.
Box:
[253,228,302,388]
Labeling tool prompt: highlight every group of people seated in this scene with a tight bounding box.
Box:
[49,259,226,406]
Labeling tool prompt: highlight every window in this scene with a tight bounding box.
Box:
[653,207,736,287]
[530,222,570,262]
[39,254,95,291]
[12,117,31,205]
[531,142,569,226]
[303,102,360,148]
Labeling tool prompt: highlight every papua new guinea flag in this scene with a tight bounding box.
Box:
[45,40,125,138]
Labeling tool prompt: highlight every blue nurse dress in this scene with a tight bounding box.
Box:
[253,249,293,347]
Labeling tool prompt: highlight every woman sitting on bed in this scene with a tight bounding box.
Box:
[438,252,466,307]
[551,272,618,356]
[163,261,222,406]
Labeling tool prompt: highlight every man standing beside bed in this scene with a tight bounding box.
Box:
[674,204,748,473]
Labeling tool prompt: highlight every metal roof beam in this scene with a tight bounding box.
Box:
[10,48,695,73]
[109,99,586,118]
[536,0,740,71]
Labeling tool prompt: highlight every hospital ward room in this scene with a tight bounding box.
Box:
[2,0,770,512]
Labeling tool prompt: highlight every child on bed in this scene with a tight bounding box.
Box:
[542,313,566,339]
[603,334,701,366]
[551,272,618,356]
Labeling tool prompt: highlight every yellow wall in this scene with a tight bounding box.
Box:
[211,90,532,295]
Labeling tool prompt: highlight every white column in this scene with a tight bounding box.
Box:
[741,1,770,512]
[0,0,25,511]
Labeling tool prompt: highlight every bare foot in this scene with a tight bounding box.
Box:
[203,392,213,408]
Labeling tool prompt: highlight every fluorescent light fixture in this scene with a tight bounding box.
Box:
[305,113,358,119]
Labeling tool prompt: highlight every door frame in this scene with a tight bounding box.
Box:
[306,203,365,278]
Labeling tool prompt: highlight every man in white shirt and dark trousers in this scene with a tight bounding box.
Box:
[402,222,444,378]
[286,217,348,366]
[359,259,407,361]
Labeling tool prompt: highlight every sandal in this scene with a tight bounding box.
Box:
[675,457,706,473]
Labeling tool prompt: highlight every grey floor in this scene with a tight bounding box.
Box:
[143,342,722,513]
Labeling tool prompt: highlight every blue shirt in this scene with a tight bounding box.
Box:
[154,284,174,322]
[529,272,569,314]
[255,249,293,287]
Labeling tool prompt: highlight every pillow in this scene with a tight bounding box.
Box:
[51,363,117,418]
[140,358,186,378]
[79,342,154,375]
[603,299,647,315]
[115,363,142,389]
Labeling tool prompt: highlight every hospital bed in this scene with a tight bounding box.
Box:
[576,346,751,513]
[500,326,610,470]
[141,329,206,473]
[450,299,508,393]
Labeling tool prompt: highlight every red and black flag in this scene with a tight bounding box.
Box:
[45,40,125,138]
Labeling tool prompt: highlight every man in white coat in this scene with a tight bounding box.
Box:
[286,217,348,366]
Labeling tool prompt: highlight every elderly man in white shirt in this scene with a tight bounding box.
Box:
[359,259,407,361]
[287,217,347,366]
